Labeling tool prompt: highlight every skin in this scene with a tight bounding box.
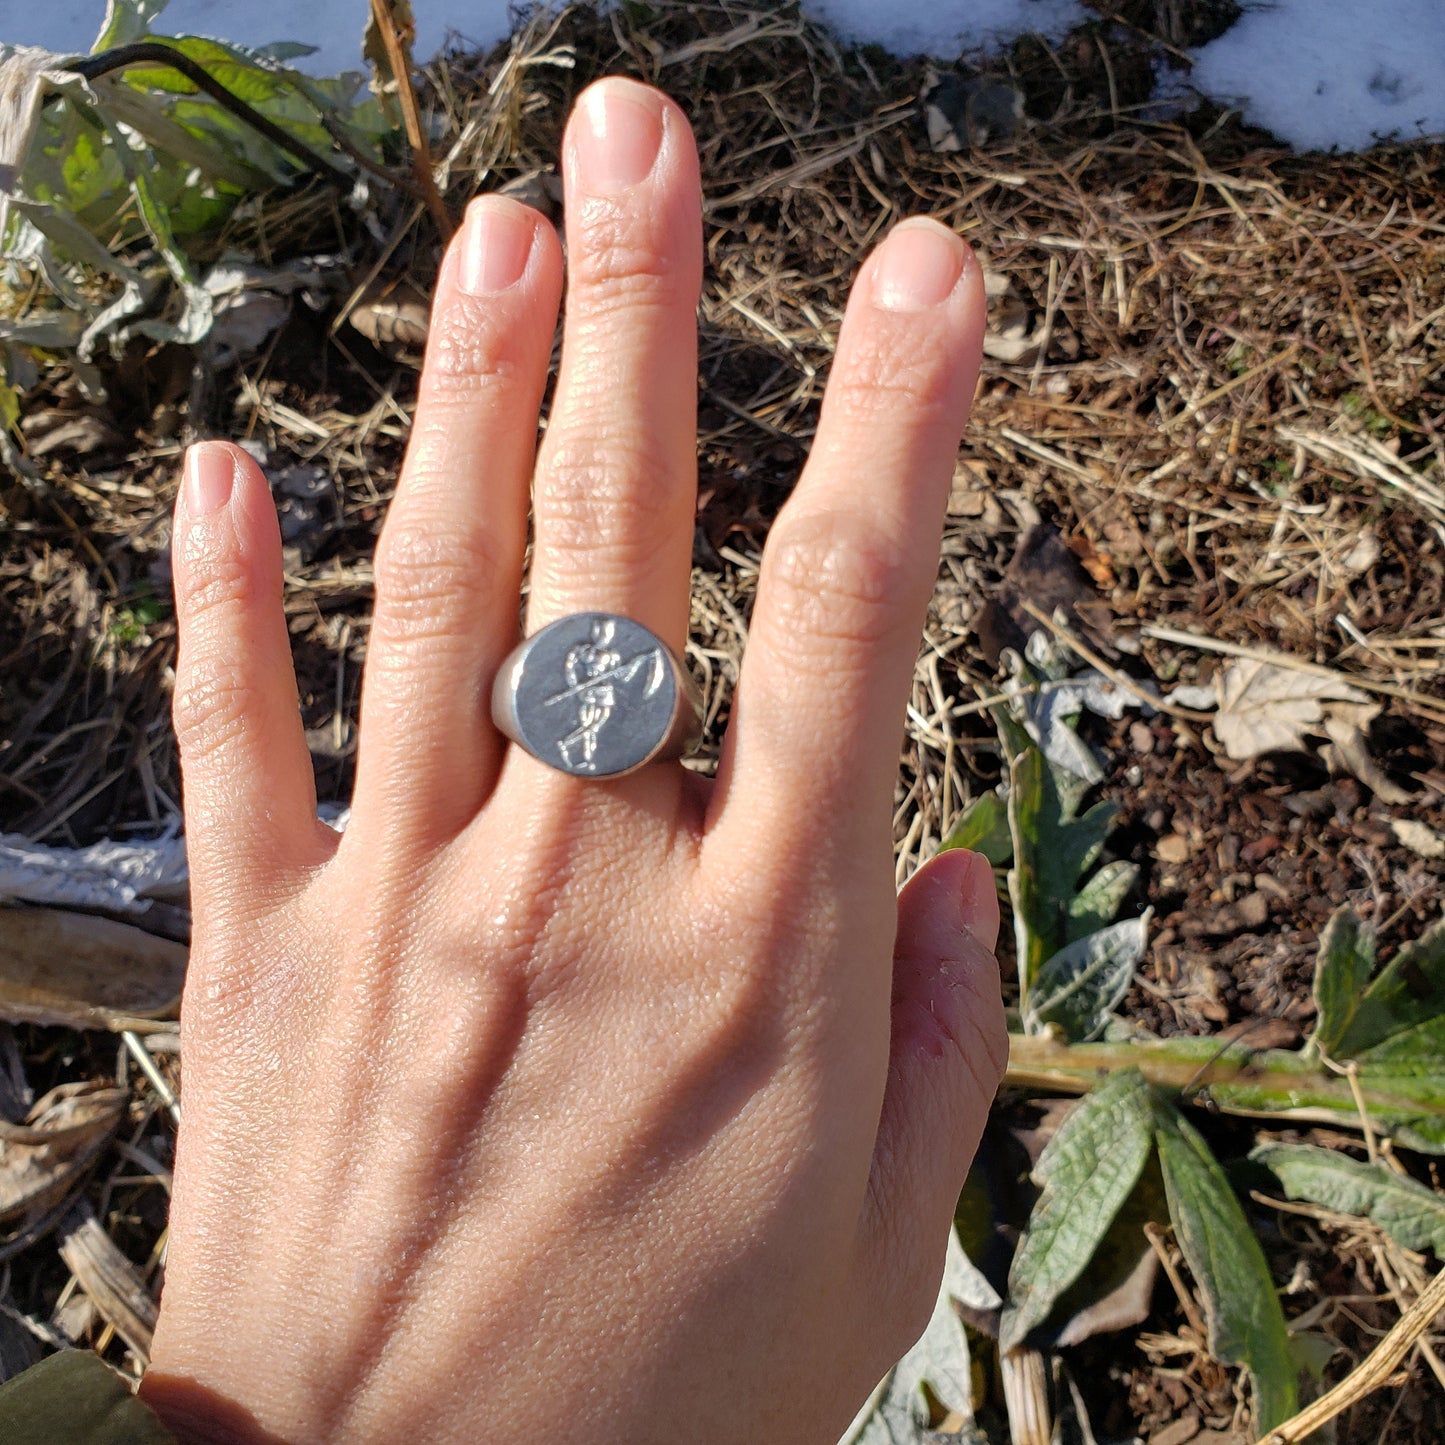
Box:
[141,77,1006,1445]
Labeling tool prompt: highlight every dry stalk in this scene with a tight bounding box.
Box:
[1261,1266,1445,1444]
[367,0,453,241]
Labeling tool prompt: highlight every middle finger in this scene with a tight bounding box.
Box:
[525,78,703,654]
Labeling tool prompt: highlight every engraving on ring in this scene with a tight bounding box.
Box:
[544,618,665,772]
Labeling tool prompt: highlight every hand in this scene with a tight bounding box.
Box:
[141,76,1004,1445]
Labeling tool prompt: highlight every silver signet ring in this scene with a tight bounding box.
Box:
[491,613,702,778]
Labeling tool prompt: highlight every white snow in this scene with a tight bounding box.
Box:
[1190,0,1445,153]
[806,0,1084,58]
[1,0,1443,153]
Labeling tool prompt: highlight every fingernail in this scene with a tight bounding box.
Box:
[575,80,664,193]
[873,221,966,312]
[958,849,1001,953]
[184,442,235,518]
[459,197,535,296]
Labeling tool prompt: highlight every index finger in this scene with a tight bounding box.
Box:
[707,220,986,852]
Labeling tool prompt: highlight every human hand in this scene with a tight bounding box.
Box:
[141,77,1003,1445]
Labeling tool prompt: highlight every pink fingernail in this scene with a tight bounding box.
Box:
[958,849,1001,952]
[873,221,966,312]
[184,442,235,518]
[459,197,536,296]
[575,79,664,193]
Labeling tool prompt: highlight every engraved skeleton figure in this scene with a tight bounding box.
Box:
[546,620,664,771]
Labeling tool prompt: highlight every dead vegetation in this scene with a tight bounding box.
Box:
[1,1,1443,1439]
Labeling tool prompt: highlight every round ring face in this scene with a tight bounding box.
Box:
[508,614,681,777]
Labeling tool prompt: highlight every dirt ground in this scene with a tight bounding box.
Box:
[2,1,1444,1440]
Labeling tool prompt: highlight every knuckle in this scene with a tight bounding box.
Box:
[761,511,913,667]
[422,319,521,399]
[173,664,260,760]
[536,432,683,559]
[830,327,958,424]
[176,548,259,627]
[372,519,508,645]
[569,201,689,310]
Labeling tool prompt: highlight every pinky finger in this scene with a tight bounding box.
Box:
[171,443,330,913]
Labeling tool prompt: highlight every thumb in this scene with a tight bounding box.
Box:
[861,848,1007,1339]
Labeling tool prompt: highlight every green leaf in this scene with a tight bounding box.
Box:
[1029,913,1149,1042]
[1000,1069,1153,1350]
[1311,906,1376,1056]
[940,789,1012,867]
[1001,728,1124,1005]
[1254,1143,1445,1256]
[94,0,172,52]
[1153,1096,1298,1431]
[1335,915,1445,1062]
[1066,860,1139,942]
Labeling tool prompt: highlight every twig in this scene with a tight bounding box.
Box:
[1017,599,1212,724]
[122,1031,181,1127]
[1140,622,1445,723]
[368,0,454,241]
[1261,1267,1445,1444]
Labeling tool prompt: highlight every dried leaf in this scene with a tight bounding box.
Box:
[347,277,431,356]
[57,1201,157,1362]
[0,1083,126,1229]
[1212,660,1371,761]
[1393,818,1445,859]
[0,907,185,1030]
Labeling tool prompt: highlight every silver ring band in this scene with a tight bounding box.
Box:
[491,613,702,777]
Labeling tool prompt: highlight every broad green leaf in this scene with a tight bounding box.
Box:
[1066,860,1139,942]
[1028,913,1148,1042]
[1335,915,1445,1062]
[94,0,172,52]
[1000,724,1125,1003]
[940,789,1012,867]
[1153,1096,1297,1431]
[1254,1143,1445,1255]
[1000,1069,1153,1350]
[1046,1151,1169,1348]
[1310,906,1376,1056]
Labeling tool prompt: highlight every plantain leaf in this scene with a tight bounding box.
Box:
[940,789,1012,867]
[1310,906,1376,1057]
[1254,1143,1445,1256]
[1066,860,1139,943]
[1334,914,1445,1063]
[1000,1069,1153,1350]
[1153,1095,1297,1431]
[1028,913,1149,1042]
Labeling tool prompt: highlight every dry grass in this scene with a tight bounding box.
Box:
[1,1,1443,1437]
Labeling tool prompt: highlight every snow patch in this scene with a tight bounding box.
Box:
[1190,0,1445,152]
[805,0,1084,57]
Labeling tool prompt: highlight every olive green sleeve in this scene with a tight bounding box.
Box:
[0,1350,177,1445]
